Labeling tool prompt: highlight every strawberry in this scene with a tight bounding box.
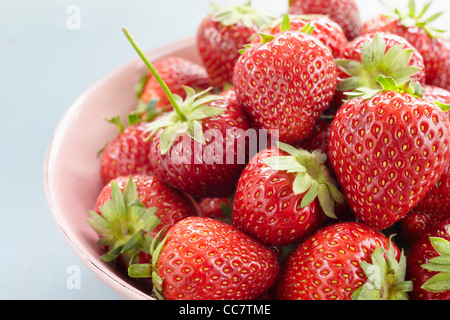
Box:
[276,222,412,300]
[231,143,345,246]
[406,219,450,300]
[424,39,450,91]
[197,197,231,220]
[88,175,197,266]
[257,14,348,58]
[362,0,446,83]
[233,29,337,145]
[288,0,362,40]
[329,77,450,230]
[128,216,280,300]
[99,119,154,186]
[137,56,212,111]
[401,206,450,245]
[335,32,425,101]
[197,2,273,90]
[123,28,252,198]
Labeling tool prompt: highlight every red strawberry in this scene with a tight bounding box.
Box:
[137,56,212,110]
[257,14,348,58]
[361,0,446,83]
[197,197,231,220]
[288,0,362,40]
[123,28,252,199]
[407,219,450,300]
[197,2,273,89]
[424,39,450,91]
[99,120,154,186]
[329,77,450,230]
[233,29,337,145]
[128,216,280,300]
[335,32,425,102]
[88,175,197,266]
[423,84,450,110]
[232,143,345,246]
[276,222,412,300]
[401,207,450,245]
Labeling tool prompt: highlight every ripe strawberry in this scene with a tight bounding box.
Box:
[231,143,345,246]
[197,2,273,89]
[99,120,154,186]
[401,206,450,245]
[197,197,231,220]
[329,77,450,230]
[124,28,252,199]
[233,29,337,145]
[276,222,412,300]
[137,56,212,110]
[335,32,425,99]
[424,39,450,91]
[423,84,450,111]
[288,0,362,40]
[406,219,450,300]
[128,216,280,300]
[257,14,348,58]
[362,0,446,83]
[88,175,197,266]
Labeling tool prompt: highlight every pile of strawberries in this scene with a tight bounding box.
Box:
[87,0,450,300]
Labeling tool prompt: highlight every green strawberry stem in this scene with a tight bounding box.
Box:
[262,142,345,219]
[421,225,450,293]
[122,27,187,122]
[352,237,412,300]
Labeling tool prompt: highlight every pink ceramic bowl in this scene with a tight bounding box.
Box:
[44,36,200,300]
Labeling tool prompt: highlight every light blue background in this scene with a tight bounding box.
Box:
[0,0,448,300]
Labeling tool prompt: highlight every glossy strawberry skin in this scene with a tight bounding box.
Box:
[329,92,450,230]
[289,0,362,40]
[233,30,337,145]
[338,32,426,85]
[276,222,399,300]
[149,97,252,199]
[362,15,436,80]
[407,219,450,300]
[197,16,257,89]
[424,39,450,91]
[198,197,230,219]
[95,175,197,239]
[157,216,280,300]
[232,147,327,247]
[401,206,450,245]
[100,123,154,186]
[139,56,212,109]
[258,15,348,58]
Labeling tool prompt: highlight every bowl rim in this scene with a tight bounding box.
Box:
[43,35,196,300]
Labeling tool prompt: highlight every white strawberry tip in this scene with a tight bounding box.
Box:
[86,176,161,266]
[352,237,413,300]
[262,142,345,219]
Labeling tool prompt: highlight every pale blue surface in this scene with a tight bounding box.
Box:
[0,0,448,300]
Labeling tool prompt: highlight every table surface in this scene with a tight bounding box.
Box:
[1,0,449,300]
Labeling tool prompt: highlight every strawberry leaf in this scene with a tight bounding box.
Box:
[421,232,450,293]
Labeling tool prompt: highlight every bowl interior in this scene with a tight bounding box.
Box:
[44,36,199,300]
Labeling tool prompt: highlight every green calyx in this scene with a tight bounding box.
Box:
[352,237,413,300]
[382,0,446,38]
[335,32,422,94]
[122,28,225,155]
[128,228,169,300]
[86,176,161,266]
[210,1,274,29]
[421,225,450,293]
[346,75,450,112]
[262,142,345,219]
